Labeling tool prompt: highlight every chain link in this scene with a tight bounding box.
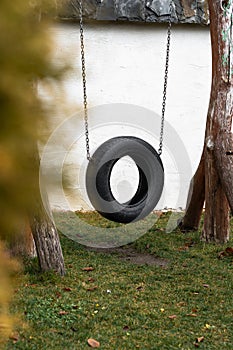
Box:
[77,0,91,161]
[76,0,171,158]
[158,2,172,156]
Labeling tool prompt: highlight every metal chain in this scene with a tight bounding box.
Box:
[76,0,171,158]
[158,2,173,156]
[77,0,91,161]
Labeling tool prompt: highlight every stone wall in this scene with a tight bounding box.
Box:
[58,0,209,24]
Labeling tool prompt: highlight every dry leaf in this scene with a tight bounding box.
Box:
[87,286,98,291]
[177,302,186,307]
[203,284,209,288]
[225,247,233,254]
[82,267,94,271]
[177,246,189,252]
[63,287,72,292]
[187,313,198,317]
[87,338,100,348]
[168,315,177,319]
[55,291,62,298]
[218,247,233,258]
[196,336,204,343]
[9,332,19,342]
[88,277,95,283]
[59,310,68,315]
[136,285,144,291]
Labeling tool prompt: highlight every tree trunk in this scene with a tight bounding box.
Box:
[29,146,65,276]
[9,219,36,258]
[181,0,233,243]
[30,189,65,276]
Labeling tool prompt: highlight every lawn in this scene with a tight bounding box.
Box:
[4,212,233,349]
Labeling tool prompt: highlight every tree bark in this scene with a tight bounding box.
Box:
[30,189,65,276]
[29,146,65,276]
[214,132,233,212]
[181,0,233,243]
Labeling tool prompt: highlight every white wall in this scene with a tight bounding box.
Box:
[40,21,212,211]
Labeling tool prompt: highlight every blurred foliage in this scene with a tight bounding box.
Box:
[0,0,64,342]
[0,243,20,345]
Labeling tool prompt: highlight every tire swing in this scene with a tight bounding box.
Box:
[76,0,172,223]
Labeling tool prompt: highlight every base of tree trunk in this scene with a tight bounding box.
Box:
[30,191,65,276]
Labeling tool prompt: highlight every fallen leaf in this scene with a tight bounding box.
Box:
[177,302,186,307]
[82,267,94,271]
[136,285,144,291]
[59,310,68,315]
[88,277,95,283]
[196,336,204,343]
[63,287,72,292]
[123,325,130,331]
[203,284,209,288]
[177,246,189,252]
[218,247,233,259]
[225,247,233,254]
[55,291,62,298]
[87,286,98,291]
[187,313,198,317]
[9,332,19,342]
[87,338,100,348]
[168,315,177,319]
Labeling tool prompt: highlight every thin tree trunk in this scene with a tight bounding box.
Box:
[29,145,65,276]
[181,0,233,242]
[202,142,230,242]
[30,189,65,276]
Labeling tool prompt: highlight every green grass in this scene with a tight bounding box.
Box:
[4,212,233,350]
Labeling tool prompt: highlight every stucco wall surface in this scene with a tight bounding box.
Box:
[39,22,212,211]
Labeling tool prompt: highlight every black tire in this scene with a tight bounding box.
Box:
[86,136,164,223]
